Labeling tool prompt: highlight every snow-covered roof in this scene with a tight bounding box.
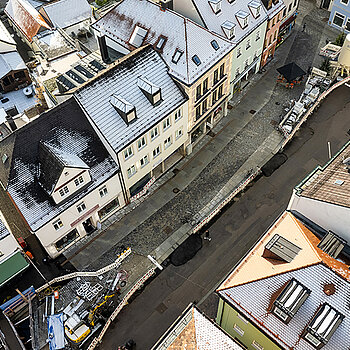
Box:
[1,98,118,231]
[5,0,51,42]
[92,0,233,85]
[74,45,187,153]
[0,51,26,79]
[41,0,92,29]
[260,0,285,19]
[188,0,268,44]
[0,220,10,240]
[0,21,16,49]
[219,264,350,350]
[152,304,244,349]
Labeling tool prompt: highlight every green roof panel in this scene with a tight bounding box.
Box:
[0,252,29,286]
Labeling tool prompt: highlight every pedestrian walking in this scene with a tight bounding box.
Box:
[203,230,211,242]
[302,23,306,32]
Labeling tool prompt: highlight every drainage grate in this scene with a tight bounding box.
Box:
[173,187,180,193]
[249,109,256,114]
[156,302,168,314]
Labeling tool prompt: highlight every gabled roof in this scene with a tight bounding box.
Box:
[0,51,26,79]
[0,98,118,231]
[0,219,10,240]
[74,45,187,153]
[0,21,16,51]
[38,141,89,195]
[152,304,244,349]
[41,0,92,29]
[187,0,268,44]
[5,0,51,42]
[92,0,233,85]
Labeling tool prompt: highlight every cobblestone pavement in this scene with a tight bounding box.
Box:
[85,0,338,270]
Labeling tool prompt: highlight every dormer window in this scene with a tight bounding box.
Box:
[59,186,69,197]
[303,304,344,348]
[110,94,136,125]
[172,49,183,64]
[74,175,84,187]
[211,40,220,50]
[129,25,148,48]
[236,10,249,29]
[248,0,261,19]
[263,234,301,263]
[221,21,236,40]
[137,76,162,105]
[155,35,167,51]
[208,0,222,14]
[192,55,201,66]
[272,279,310,324]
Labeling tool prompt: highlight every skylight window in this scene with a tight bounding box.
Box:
[303,304,344,348]
[211,40,220,50]
[172,49,183,64]
[155,35,167,51]
[272,279,310,323]
[129,25,148,48]
[192,55,201,66]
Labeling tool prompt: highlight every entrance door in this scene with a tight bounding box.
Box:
[82,217,95,235]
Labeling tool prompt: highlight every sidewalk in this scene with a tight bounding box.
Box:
[62,2,337,273]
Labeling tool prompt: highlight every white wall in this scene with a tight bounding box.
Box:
[118,103,188,192]
[288,192,350,243]
[172,0,205,26]
[36,173,124,258]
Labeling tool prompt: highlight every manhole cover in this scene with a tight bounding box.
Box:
[173,187,180,193]
[275,101,280,105]
[173,168,180,175]
[163,226,173,235]
[208,130,216,137]
[155,302,168,314]
[249,109,256,114]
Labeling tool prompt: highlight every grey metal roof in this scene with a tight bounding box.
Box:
[0,51,26,79]
[219,264,350,350]
[74,45,187,153]
[189,0,268,44]
[92,0,233,85]
[0,220,10,240]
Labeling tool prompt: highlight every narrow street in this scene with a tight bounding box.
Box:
[100,85,350,349]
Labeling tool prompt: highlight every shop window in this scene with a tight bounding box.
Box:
[98,198,120,220]
[55,228,78,251]
[333,12,345,27]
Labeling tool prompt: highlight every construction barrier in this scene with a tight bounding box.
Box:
[87,268,156,349]
[192,168,261,234]
[280,76,350,149]
[130,176,156,202]
[36,248,131,293]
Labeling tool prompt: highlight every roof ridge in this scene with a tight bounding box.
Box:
[183,18,190,85]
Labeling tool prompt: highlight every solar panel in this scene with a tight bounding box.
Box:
[74,65,94,79]
[89,60,105,72]
[66,70,85,84]
[56,75,76,92]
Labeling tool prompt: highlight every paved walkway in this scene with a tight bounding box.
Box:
[63,1,337,272]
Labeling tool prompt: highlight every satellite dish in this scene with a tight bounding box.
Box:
[343,156,350,166]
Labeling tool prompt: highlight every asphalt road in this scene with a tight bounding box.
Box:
[100,85,350,349]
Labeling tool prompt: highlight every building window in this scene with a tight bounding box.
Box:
[196,84,202,100]
[137,136,146,150]
[283,8,286,17]
[59,186,69,197]
[175,128,183,139]
[76,202,86,214]
[174,109,182,122]
[219,63,225,78]
[53,219,63,231]
[246,39,251,50]
[55,229,78,251]
[74,175,84,187]
[237,47,242,58]
[293,0,297,6]
[213,69,219,84]
[203,78,209,93]
[151,127,159,141]
[163,117,171,131]
[212,90,218,104]
[235,67,240,77]
[346,18,350,30]
[256,30,260,41]
[164,136,172,149]
[99,186,108,197]
[202,99,208,113]
[218,85,223,98]
[333,12,345,27]
[244,58,249,68]
[153,145,161,158]
[272,18,275,26]
[233,324,244,336]
[124,146,133,160]
[251,340,264,350]
[127,164,136,178]
[196,105,201,119]
[140,154,149,168]
[288,3,292,11]
[98,198,120,220]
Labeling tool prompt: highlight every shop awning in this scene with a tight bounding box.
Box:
[0,251,29,287]
[277,62,306,82]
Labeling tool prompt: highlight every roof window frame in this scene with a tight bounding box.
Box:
[192,55,201,66]
[154,35,168,52]
[211,39,220,50]
[129,24,149,48]
[172,48,184,64]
